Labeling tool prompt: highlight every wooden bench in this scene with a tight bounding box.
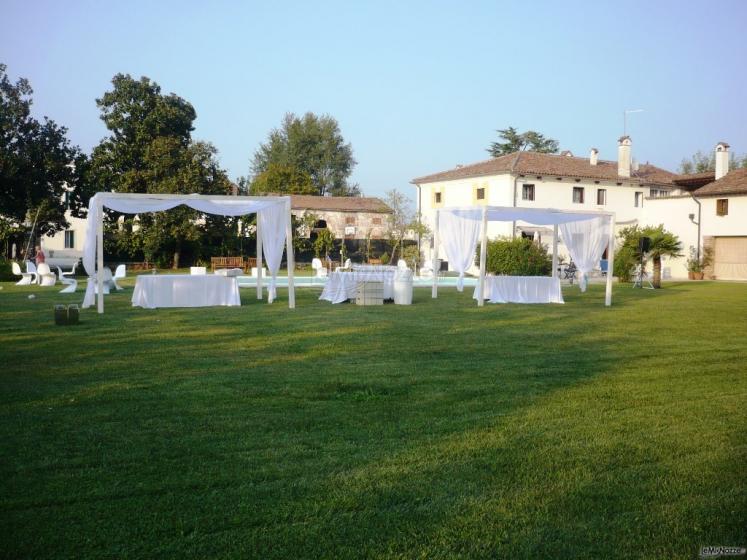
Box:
[211,256,246,272]
[209,257,259,273]
[367,258,382,265]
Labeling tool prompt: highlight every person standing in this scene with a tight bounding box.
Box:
[35,245,45,265]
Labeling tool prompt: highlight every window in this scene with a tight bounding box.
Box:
[476,187,485,200]
[433,191,443,206]
[64,191,70,210]
[64,230,75,249]
[650,188,669,198]
[345,216,355,225]
[716,199,729,216]
[522,184,535,201]
[635,191,643,207]
[372,217,382,225]
[572,187,584,204]
[596,189,607,205]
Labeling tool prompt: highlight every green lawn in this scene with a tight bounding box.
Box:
[0,280,745,559]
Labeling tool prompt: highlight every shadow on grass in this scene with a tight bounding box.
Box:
[0,281,745,558]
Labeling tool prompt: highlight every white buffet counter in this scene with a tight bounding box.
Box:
[473,276,564,304]
[132,274,241,309]
[320,270,396,304]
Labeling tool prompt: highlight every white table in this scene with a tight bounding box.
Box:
[320,270,396,304]
[132,274,240,309]
[473,276,564,304]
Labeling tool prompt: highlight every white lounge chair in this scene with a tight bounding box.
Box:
[112,264,126,290]
[37,263,57,287]
[190,266,207,275]
[56,266,78,294]
[311,258,328,278]
[12,262,35,285]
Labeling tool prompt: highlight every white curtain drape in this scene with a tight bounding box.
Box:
[559,216,611,291]
[82,193,287,308]
[438,210,481,291]
[258,201,288,303]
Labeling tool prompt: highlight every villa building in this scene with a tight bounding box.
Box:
[412,138,747,280]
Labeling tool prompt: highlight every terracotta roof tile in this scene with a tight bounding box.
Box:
[289,194,392,213]
[412,151,675,186]
[693,168,747,197]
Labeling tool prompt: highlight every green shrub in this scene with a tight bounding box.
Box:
[477,237,552,276]
[380,253,390,264]
[614,245,637,283]
[0,259,13,281]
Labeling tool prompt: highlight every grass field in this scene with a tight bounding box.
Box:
[1,279,745,559]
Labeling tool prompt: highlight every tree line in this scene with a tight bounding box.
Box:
[0,64,361,267]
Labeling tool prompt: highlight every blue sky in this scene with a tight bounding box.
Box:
[3,0,746,198]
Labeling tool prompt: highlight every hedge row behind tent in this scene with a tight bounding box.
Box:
[81,192,295,312]
[433,206,616,306]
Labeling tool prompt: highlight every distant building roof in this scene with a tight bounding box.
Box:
[671,171,716,190]
[693,168,747,197]
[289,194,392,213]
[411,151,675,186]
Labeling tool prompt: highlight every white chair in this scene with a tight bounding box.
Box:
[37,263,57,287]
[26,261,38,283]
[311,258,328,278]
[12,262,35,285]
[190,266,207,275]
[92,268,114,295]
[397,259,409,270]
[335,258,353,272]
[112,264,126,290]
[56,266,78,294]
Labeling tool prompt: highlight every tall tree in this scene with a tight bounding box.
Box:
[250,162,316,195]
[487,126,559,157]
[251,112,359,196]
[89,74,231,267]
[0,63,88,240]
[678,150,746,174]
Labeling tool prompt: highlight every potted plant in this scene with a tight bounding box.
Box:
[686,247,713,280]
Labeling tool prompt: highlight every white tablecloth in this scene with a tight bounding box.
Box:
[320,270,396,304]
[473,276,564,304]
[132,274,241,309]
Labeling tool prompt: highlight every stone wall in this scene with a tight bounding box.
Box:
[292,209,391,240]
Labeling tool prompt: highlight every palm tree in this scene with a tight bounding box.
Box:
[640,225,683,288]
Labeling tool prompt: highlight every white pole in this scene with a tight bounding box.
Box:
[477,206,488,307]
[96,197,104,314]
[431,210,439,298]
[285,199,296,309]
[552,224,559,278]
[605,214,616,307]
[256,212,263,300]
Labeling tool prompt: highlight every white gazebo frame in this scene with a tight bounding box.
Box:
[87,192,296,313]
[431,205,616,306]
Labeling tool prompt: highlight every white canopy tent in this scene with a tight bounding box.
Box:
[81,192,296,312]
[432,206,616,306]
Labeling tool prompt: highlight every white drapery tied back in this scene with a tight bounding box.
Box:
[559,216,611,292]
[438,210,481,292]
[81,192,291,308]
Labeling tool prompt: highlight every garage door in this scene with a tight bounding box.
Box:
[714,237,747,280]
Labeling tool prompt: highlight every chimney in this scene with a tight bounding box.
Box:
[715,142,730,180]
[589,148,599,166]
[617,136,631,178]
